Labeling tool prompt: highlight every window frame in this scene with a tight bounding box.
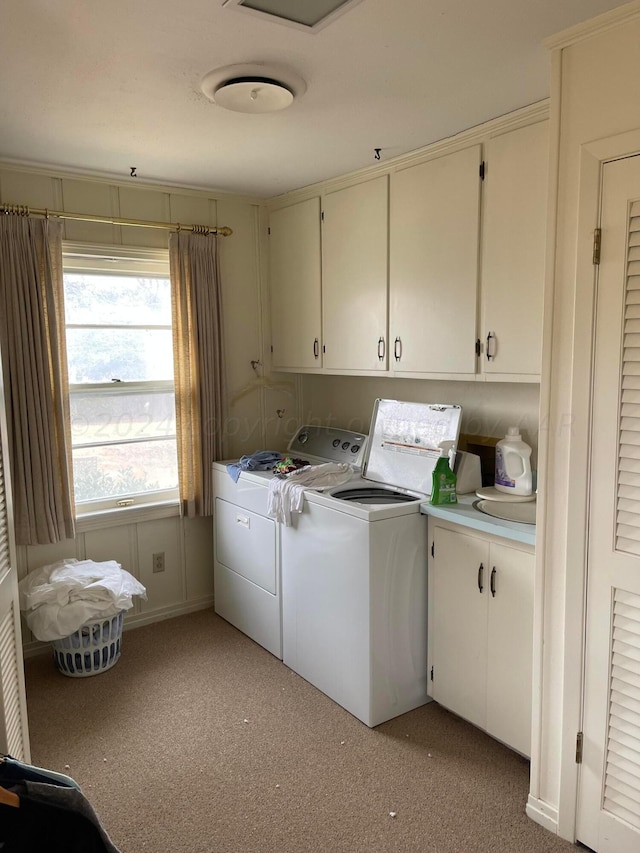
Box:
[62,242,180,528]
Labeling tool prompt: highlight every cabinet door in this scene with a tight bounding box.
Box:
[431,525,488,729]
[269,198,322,370]
[322,177,388,371]
[480,120,549,378]
[485,542,534,756]
[390,145,481,376]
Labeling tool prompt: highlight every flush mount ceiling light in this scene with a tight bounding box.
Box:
[200,63,306,113]
[222,0,365,33]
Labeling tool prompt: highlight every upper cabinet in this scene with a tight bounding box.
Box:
[322,176,389,372]
[389,145,482,378]
[479,120,549,381]
[269,197,322,371]
[266,105,549,382]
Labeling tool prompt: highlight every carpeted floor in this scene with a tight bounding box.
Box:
[24,609,578,853]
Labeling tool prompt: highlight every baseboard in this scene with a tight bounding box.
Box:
[526,795,559,834]
[21,597,215,658]
[123,597,214,631]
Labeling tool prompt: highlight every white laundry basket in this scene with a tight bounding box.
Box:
[52,611,124,677]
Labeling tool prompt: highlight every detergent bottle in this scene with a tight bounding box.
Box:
[494,427,533,496]
[430,455,458,505]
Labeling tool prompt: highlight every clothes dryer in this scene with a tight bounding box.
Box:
[212,427,367,658]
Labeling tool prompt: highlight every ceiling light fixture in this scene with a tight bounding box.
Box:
[200,63,306,114]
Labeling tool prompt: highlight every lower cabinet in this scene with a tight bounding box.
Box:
[428,521,534,756]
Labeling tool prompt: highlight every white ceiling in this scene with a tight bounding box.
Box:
[0,0,630,198]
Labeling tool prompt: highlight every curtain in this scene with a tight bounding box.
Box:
[169,232,225,517]
[0,216,75,545]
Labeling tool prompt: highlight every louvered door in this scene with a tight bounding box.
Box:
[0,357,30,762]
[578,155,640,853]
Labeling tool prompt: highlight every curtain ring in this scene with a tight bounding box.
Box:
[176,223,181,232]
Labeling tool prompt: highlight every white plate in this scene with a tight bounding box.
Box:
[475,486,536,503]
[475,499,537,525]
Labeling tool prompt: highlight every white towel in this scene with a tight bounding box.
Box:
[18,559,147,641]
[267,463,354,526]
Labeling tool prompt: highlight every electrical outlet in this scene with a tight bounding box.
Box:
[152,552,165,573]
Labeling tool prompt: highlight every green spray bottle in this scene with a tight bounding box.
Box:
[430,447,457,506]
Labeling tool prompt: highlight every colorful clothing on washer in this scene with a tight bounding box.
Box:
[273,457,309,476]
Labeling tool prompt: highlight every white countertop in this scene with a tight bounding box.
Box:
[420,494,536,547]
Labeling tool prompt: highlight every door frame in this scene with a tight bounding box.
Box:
[534,127,640,843]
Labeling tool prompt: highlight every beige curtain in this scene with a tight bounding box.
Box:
[169,232,225,517]
[0,216,75,545]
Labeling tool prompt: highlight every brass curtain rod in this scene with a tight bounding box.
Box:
[0,204,233,236]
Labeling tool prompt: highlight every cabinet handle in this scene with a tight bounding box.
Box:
[477,563,484,593]
[313,338,319,359]
[486,332,496,361]
[378,337,386,361]
[394,336,402,362]
[490,567,496,597]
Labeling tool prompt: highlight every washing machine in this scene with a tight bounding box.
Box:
[281,399,462,727]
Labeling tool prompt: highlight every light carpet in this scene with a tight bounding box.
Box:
[24,609,578,853]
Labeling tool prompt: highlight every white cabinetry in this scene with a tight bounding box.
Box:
[429,521,534,756]
[266,106,548,381]
[479,119,549,380]
[269,197,322,371]
[322,176,389,372]
[389,144,482,378]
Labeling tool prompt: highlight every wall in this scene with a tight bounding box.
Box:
[302,373,540,460]
[532,0,640,839]
[0,164,297,649]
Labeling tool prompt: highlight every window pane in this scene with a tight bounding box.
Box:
[66,329,174,382]
[72,441,179,503]
[64,274,172,325]
[70,392,176,446]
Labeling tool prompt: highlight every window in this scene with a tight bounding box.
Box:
[63,244,179,517]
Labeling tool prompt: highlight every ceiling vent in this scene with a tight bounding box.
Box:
[221,0,365,33]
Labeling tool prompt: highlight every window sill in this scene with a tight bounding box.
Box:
[75,500,181,533]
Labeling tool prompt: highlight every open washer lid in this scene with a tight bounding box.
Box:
[361,399,462,496]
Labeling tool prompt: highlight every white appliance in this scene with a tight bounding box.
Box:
[281,399,462,727]
[212,426,367,659]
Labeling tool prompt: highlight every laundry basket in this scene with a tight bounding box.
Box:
[52,611,124,677]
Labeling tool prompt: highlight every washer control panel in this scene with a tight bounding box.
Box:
[287,426,368,468]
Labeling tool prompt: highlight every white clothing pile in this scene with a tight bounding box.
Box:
[19,559,147,642]
[267,462,354,526]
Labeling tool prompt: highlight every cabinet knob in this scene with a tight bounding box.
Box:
[313,338,319,359]
[477,563,484,593]
[490,566,497,597]
[378,337,386,361]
